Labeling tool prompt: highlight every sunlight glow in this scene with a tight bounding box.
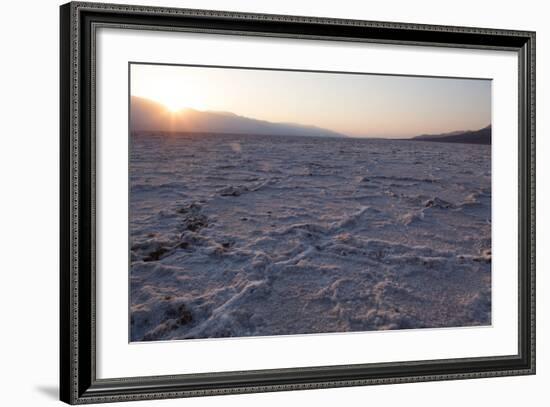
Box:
[145,93,206,113]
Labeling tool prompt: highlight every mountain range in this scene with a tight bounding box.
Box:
[130,96,347,138]
[131,96,491,144]
[412,125,491,145]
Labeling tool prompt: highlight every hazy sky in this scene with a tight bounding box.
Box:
[131,63,491,139]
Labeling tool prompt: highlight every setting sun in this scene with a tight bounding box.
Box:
[160,97,187,112]
[147,93,206,112]
[131,65,209,112]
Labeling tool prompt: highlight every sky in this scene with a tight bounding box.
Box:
[130,63,491,139]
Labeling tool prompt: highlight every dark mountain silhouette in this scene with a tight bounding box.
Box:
[130,96,347,138]
[412,125,491,145]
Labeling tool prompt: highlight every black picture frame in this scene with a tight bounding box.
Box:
[60,1,536,404]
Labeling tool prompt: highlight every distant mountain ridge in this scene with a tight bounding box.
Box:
[412,125,491,145]
[130,96,347,138]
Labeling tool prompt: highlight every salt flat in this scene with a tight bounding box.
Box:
[129,133,491,341]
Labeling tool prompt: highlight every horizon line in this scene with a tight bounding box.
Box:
[130,95,490,140]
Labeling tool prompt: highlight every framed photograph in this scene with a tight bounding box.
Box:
[60,1,536,404]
